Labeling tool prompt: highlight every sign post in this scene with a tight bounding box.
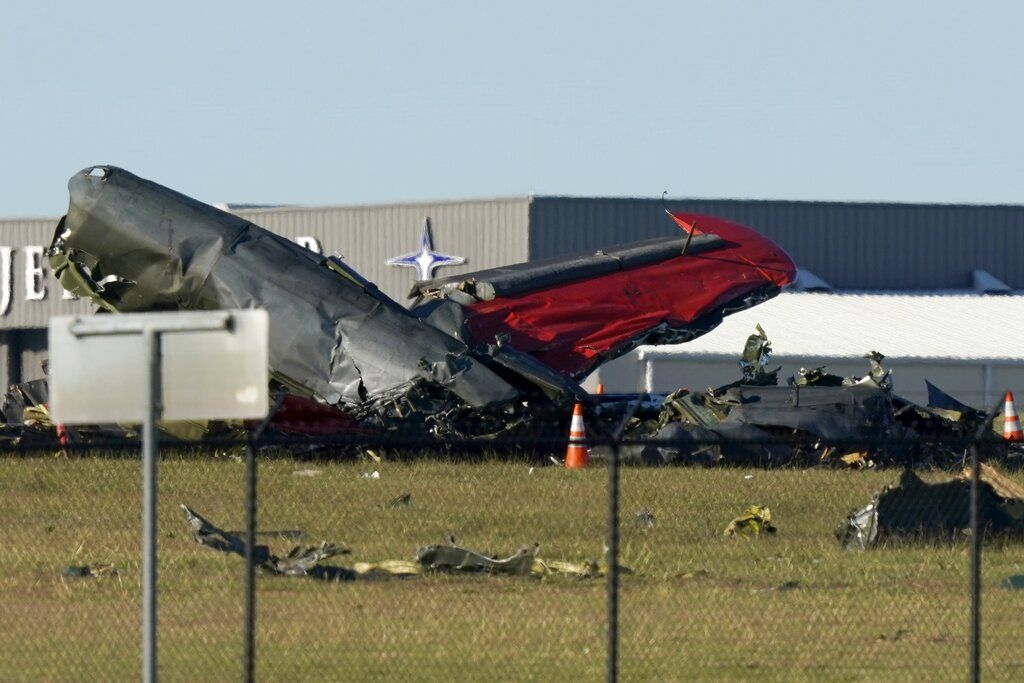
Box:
[49,310,269,683]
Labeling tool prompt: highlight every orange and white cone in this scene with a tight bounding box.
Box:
[1004,391,1023,441]
[56,423,69,454]
[565,402,590,468]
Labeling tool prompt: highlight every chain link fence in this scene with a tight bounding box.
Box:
[2,427,1023,681]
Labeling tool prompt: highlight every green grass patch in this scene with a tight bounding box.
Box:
[1,456,1022,681]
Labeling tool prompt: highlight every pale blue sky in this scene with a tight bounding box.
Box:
[2,1,1021,217]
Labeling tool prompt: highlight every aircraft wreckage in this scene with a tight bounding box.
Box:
[0,165,797,445]
[4,165,1012,464]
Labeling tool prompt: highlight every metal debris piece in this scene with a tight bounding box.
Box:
[181,505,611,581]
[180,504,353,581]
[864,351,891,389]
[534,558,602,578]
[634,509,656,528]
[738,324,779,385]
[1001,575,1024,590]
[757,580,800,592]
[61,563,118,578]
[724,505,777,538]
[51,167,519,413]
[353,560,422,577]
[836,463,1024,549]
[269,542,348,576]
[835,498,880,550]
[838,451,871,468]
[292,469,322,477]
[416,542,539,575]
[387,492,412,508]
[615,327,1014,469]
[877,628,909,642]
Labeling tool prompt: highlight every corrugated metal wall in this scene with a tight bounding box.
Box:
[0,200,532,330]
[3,195,1024,393]
[236,199,531,304]
[18,330,48,382]
[0,218,92,329]
[528,197,1024,289]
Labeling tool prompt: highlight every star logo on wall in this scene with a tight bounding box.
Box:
[386,217,465,281]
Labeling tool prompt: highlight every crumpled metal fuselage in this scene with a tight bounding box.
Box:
[47,166,796,436]
[49,167,519,413]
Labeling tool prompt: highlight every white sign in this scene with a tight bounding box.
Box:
[49,310,269,424]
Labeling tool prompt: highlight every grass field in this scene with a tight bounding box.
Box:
[2,454,1023,682]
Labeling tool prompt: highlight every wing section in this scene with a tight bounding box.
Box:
[412,212,796,378]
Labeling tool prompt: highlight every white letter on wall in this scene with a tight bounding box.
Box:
[295,236,322,254]
[0,247,11,315]
[24,246,47,301]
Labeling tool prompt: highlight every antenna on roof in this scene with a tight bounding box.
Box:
[662,191,699,255]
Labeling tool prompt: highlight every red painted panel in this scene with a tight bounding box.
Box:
[464,213,796,377]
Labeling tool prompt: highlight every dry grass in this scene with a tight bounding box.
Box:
[2,455,1024,681]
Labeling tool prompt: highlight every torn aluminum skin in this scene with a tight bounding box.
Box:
[50,166,518,413]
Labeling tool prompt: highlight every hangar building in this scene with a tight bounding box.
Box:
[2,193,1023,406]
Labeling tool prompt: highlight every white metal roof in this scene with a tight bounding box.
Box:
[639,292,1024,362]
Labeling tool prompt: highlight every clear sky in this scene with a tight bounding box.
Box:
[2,1,1021,217]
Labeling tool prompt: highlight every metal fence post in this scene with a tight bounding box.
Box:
[243,392,285,683]
[142,328,162,683]
[244,431,257,683]
[967,399,1003,683]
[969,440,981,683]
[607,441,620,683]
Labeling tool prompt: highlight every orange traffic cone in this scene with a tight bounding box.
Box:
[1004,391,1023,441]
[56,423,69,455]
[565,402,590,468]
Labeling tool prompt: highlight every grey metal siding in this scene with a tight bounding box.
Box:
[18,329,47,382]
[0,219,92,329]
[229,198,531,304]
[4,195,1024,333]
[529,198,1024,290]
[0,200,531,330]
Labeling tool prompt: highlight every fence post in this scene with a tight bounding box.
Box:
[243,430,257,683]
[244,392,285,683]
[967,399,1004,683]
[607,441,620,683]
[141,327,162,683]
[969,440,981,683]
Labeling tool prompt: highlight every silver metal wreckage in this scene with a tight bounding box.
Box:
[24,165,798,443]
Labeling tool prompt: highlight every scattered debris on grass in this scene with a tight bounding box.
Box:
[1000,575,1024,590]
[877,628,909,642]
[724,505,777,538]
[181,504,618,581]
[634,509,656,528]
[61,563,118,578]
[417,542,538,575]
[292,469,322,477]
[181,504,356,581]
[836,463,1024,549]
[387,492,412,508]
